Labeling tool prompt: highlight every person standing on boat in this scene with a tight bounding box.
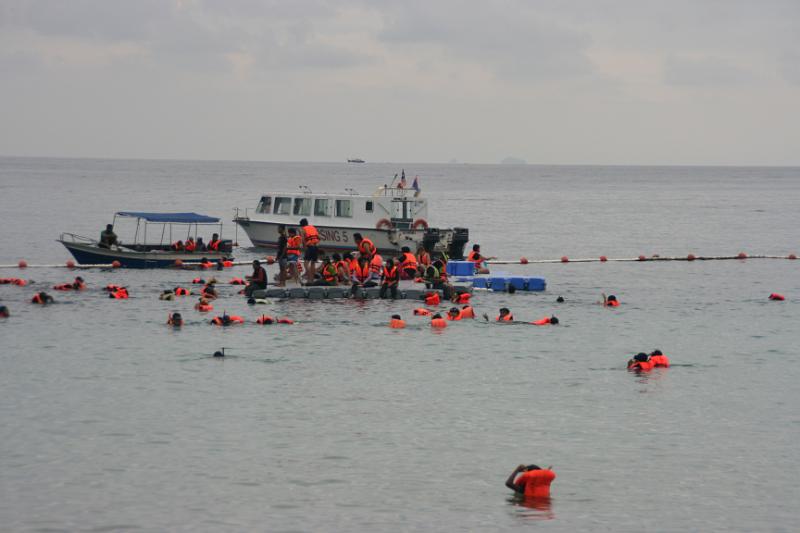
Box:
[299,218,320,284]
[245,260,267,297]
[354,233,376,261]
[99,224,118,249]
[276,225,289,287]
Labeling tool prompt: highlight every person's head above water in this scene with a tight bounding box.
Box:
[650,349,662,356]
[556,296,565,303]
[448,307,460,316]
[499,308,511,316]
[299,218,309,226]
[252,259,260,267]
[550,316,559,325]
[472,244,480,252]
[432,313,443,319]
[634,352,649,362]
[607,295,617,302]
[391,314,401,320]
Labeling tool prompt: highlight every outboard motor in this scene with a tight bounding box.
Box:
[422,228,440,253]
[448,227,469,260]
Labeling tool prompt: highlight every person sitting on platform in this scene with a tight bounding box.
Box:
[245,260,267,297]
[351,256,378,293]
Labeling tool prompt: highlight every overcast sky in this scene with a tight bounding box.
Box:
[1,0,798,165]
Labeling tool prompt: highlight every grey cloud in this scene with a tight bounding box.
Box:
[663,56,754,87]
[780,52,800,85]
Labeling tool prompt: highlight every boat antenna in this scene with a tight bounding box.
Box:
[299,185,312,194]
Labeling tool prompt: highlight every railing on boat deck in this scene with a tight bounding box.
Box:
[59,232,98,245]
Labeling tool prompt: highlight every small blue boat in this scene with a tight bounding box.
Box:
[58,212,234,268]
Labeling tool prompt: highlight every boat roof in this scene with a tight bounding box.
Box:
[116,212,220,223]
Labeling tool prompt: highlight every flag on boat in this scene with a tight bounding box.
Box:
[412,176,420,192]
[399,169,407,189]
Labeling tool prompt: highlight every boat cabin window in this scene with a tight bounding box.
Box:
[365,201,373,212]
[335,199,352,217]
[256,196,272,214]
[293,198,311,216]
[273,197,291,215]
[314,199,330,216]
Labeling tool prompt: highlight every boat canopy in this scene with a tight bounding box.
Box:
[116,212,220,224]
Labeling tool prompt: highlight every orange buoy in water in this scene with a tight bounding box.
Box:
[687,254,696,261]
[599,256,607,262]
[266,256,275,265]
[66,260,75,268]
[174,259,183,268]
[112,260,121,268]
[520,257,528,264]
[769,293,786,301]
[560,256,569,263]
[737,252,747,259]
[789,254,797,260]
[18,260,27,268]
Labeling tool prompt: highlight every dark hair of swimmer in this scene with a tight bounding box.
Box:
[0,305,9,317]
[526,465,541,471]
[556,296,564,303]
[607,295,617,301]
[75,276,84,282]
[391,314,401,320]
[432,313,443,319]
[299,218,309,226]
[247,298,256,305]
[634,352,649,362]
[353,232,363,240]
[499,308,511,316]
[448,307,459,315]
[508,284,516,294]
[401,246,410,253]
[550,316,559,325]
[651,349,662,356]
[472,244,480,251]
[172,312,182,321]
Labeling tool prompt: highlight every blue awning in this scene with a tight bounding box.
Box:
[116,212,220,224]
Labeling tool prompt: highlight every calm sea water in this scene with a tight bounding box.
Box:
[1,157,798,532]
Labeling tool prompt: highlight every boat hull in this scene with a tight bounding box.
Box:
[59,241,230,268]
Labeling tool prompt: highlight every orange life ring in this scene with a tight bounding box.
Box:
[412,218,428,230]
[376,218,394,230]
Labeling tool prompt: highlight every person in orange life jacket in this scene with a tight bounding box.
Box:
[199,257,213,269]
[452,291,470,304]
[413,308,432,316]
[389,314,406,328]
[195,298,213,312]
[54,276,85,291]
[171,240,184,251]
[257,314,276,324]
[397,246,418,280]
[485,308,513,321]
[207,233,221,251]
[370,253,384,277]
[351,256,378,292]
[649,349,670,367]
[530,316,559,325]
[446,307,462,321]
[416,245,431,267]
[506,464,556,498]
[167,312,183,326]
[424,291,440,306]
[379,258,400,299]
[275,225,289,287]
[31,292,54,304]
[460,305,476,318]
[299,218,320,284]
[174,287,190,296]
[109,287,129,299]
[0,305,9,318]
[354,233,376,261]
[467,244,495,274]
[430,313,447,328]
[627,352,654,371]
[602,293,620,307]
[331,253,348,284]
[184,238,196,252]
[285,228,302,285]
[211,313,244,326]
[245,260,267,297]
[309,257,338,286]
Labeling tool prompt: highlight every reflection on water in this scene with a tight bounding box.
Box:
[508,496,555,521]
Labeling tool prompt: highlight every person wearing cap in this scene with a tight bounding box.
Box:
[245,260,267,297]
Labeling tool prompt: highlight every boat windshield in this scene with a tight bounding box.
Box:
[256,196,271,214]
[273,197,291,215]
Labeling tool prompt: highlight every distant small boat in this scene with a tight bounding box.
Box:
[347,158,365,163]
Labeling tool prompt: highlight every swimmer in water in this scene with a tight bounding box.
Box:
[159,290,175,301]
[506,464,556,498]
[167,312,183,327]
[0,305,9,318]
[601,293,620,307]
[31,292,54,304]
[556,296,565,303]
[627,352,653,371]
[484,308,513,321]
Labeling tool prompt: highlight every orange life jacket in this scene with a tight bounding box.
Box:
[175,287,190,296]
[353,262,371,283]
[257,315,276,324]
[607,300,620,307]
[431,318,447,328]
[370,254,383,274]
[650,355,670,367]
[336,260,351,280]
[195,303,213,312]
[417,250,431,266]
[425,293,440,306]
[460,306,475,319]
[518,469,556,498]
[229,278,246,285]
[277,317,294,324]
[223,260,233,267]
[192,278,205,284]
[111,290,129,299]
[453,293,471,304]
[286,235,302,256]
[467,251,483,264]
[413,308,432,316]
[322,264,338,283]
[390,318,406,329]
[208,239,220,251]
[31,294,45,304]
[531,317,551,326]
[769,293,785,301]
[446,312,462,321]
[382,265,398,285]
[302,225,320,246]
[358,238,375,258]
[400,252,418,270]
[184,240,196,252]
[628,360,654,371]
[496,314,513,321]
